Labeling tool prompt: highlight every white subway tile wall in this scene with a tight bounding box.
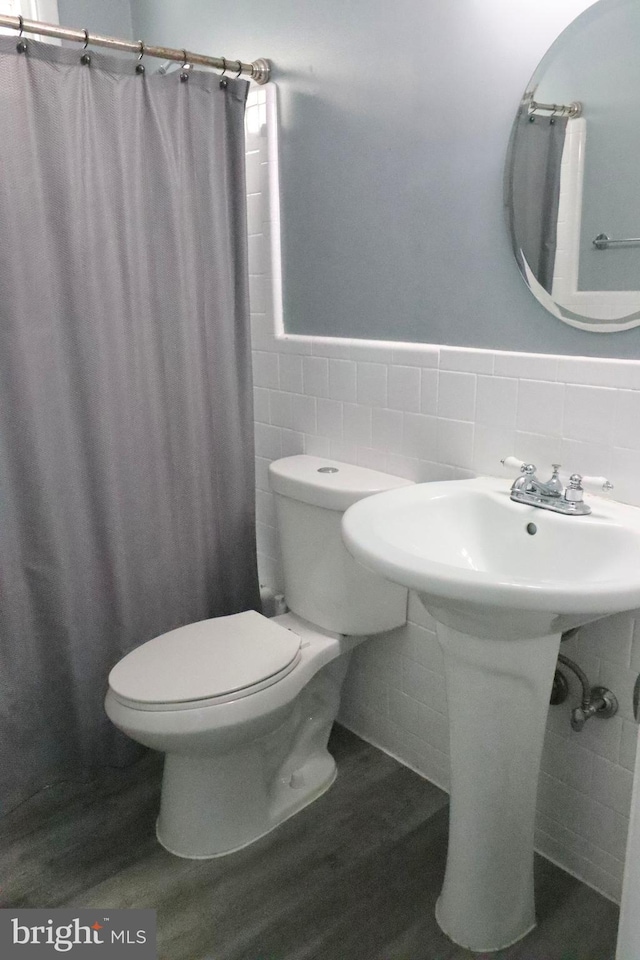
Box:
[246,86,640,904]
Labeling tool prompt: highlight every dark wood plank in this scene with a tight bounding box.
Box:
[0,726,619,960]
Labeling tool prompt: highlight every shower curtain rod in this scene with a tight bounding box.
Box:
[0,13,270,84]
[526,99,582,119]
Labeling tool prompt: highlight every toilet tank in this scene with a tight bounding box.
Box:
[268,455,412,636]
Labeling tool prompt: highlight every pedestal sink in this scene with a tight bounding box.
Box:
[342,476,640,952]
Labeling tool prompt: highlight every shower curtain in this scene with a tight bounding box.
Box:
[505,111,568,293]
[0,37,260,812]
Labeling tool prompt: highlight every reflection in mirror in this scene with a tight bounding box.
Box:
[505,0,640,332]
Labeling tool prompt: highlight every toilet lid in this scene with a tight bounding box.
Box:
[108,610,301,705]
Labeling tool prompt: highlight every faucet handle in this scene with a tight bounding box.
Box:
[581,475,614,494]
[500,457,536,475]
[564,473,586,503]
[501,456,524,472]
[562,472,614,503]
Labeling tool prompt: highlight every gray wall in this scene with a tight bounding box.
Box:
[58,0,133,41]
[129,2,637,356]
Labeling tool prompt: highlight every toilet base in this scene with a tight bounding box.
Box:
[155,652,351,859]
[156,753,337,859]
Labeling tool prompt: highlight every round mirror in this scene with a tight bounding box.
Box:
[505,0,640,332]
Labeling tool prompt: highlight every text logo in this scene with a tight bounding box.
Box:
[0,909,156,957]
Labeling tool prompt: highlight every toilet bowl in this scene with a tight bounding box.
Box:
[105,455,411,859]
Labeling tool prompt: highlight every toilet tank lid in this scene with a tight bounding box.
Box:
[269,455,413,511]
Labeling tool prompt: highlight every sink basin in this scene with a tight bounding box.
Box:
[342,476,640,952]
[342,475,640,641]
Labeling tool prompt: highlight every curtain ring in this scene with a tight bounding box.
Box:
[80,29,91,64]
[16,14,27,52]
[180,49,191,83]
[136,40,145,74]
[219,56,227,76]
[234,60,243,79]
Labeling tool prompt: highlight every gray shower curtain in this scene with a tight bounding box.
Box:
[505,111,568,293]
[0,37,260,812]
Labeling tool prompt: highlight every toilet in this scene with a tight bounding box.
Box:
[105,455,411,859]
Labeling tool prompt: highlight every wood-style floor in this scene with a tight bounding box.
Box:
[0,726,619,959]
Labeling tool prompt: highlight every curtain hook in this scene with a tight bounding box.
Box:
[80,29,91,65]
[219,56,228,88]
[234,59,243,79]
[136,40,145,75]
[16,14,28,53]
[180,50,191,83]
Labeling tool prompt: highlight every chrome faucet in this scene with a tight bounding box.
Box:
[511,462,563,500]
[501,459,613,516]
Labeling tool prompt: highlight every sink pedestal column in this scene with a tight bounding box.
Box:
[435,623,562,953]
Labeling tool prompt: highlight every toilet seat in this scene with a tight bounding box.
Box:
[108,610,302,711]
